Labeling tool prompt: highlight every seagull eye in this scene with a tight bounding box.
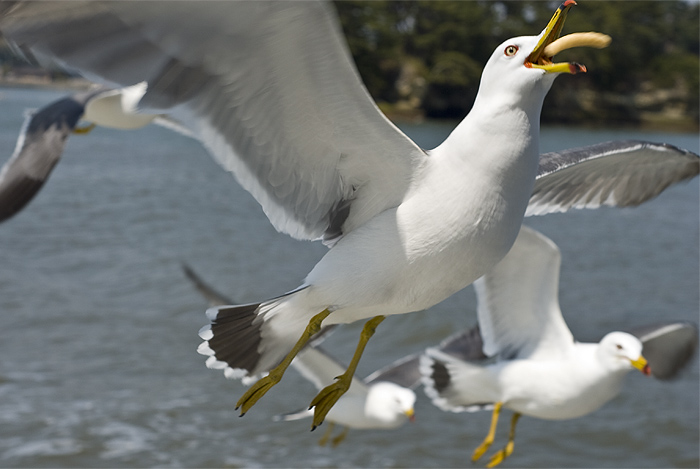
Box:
[616,344,623,350]
[504,45,518,57]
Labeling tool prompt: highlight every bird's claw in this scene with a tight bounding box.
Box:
[471,440,492,462]
[309,379,350,429]
[331,431,348,447]
[486,450,505,468]
[236,372,281,416]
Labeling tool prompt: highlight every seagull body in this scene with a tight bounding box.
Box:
[0,83,179,222]
[1,0,694,426]
[195,6,576,415]
[183,264,418,444]
[421,225,698,466]
[430,332,642,420]
[280,346,417,435]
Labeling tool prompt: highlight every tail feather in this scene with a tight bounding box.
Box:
[419,350,495,413]
[197,287,313,383]
[198,302,265,381]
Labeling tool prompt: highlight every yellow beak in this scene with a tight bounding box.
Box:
[630,355,651,376]
[405,408,416,422]
[526,0,586,74]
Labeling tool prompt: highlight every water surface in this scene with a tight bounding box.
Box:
[0,87,698,468]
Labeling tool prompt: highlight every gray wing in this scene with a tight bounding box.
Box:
[376,326,488,391]
[0,87,106,222]
[181,263,233,307]
[0,1,426,243]
[626,321,698,380]
[363,353,422,390]
[435,325,489,362]
[527,141,699,216]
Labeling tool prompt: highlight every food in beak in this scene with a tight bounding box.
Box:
[543,32,612,57]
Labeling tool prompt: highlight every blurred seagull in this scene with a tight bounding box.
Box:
[183,263,419,446]
[420,225,698,467]
[0,83,190,222]
[0,1,696,428]
[278,346,419,446]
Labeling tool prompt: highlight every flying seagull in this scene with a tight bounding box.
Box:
[183,263,419,446]
[0,0,690,428]
[420,225,698,467]
[0,83,189,223]
[278,346,419,446]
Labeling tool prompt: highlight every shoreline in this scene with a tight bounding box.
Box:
[2,77,697,134]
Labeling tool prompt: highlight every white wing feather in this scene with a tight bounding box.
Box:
[0,1,426,242]
[474,225,574,359]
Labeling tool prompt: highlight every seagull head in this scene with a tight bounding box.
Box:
[365,382,416,424]
[476,1,608,110]
[598,332,651,375]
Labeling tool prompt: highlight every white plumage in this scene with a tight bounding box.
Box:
[1,1,695,427]
[420,225,697,466]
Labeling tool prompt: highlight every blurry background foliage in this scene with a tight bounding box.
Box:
[334,0,699,129]
[0,1,697,129]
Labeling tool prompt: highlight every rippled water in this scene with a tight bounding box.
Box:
[0,87,698,468]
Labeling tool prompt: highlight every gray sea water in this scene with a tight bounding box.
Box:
[0,86,698,468]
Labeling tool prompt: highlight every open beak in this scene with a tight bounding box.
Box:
[631,355,651,376]
[405,408,416,422]
[526,0,586,74]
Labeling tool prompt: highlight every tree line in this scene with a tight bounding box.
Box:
[1,1,697,128]
[335,1,699,127]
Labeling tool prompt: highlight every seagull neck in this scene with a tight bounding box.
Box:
[437,99,541,167]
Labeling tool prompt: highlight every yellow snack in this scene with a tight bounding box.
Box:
[543,32,612,57]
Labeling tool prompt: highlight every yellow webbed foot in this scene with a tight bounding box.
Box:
[486,443,512,468]
[309,374,351,429]
[236,309,332,416]
[486,411,520,467]
[317,422,335,446]
[235,368,283,416]
[309,315,385,429]
[331,426,349,446]
[471,402,503,462]
[471,439,493,463]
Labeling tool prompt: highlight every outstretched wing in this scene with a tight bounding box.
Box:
[528,141,699,216]
[434,325,489,362]
[626,321,698,380]
[0,87,106,222]
[0,1,426,243]
[364,353,422,390]
[181,263,233,307]
[474,225,575,360]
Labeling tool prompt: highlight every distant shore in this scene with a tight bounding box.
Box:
[2,75,697,133]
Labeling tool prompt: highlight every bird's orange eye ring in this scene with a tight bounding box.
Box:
[504,45,518,57]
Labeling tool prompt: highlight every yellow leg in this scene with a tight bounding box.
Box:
[309,315,385,430]
[236,309,331,416]
[317,421,335,446]
[487,412,521,468]
[331,426,350,446]
[73,122,96,134]
[472,402,503,462]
